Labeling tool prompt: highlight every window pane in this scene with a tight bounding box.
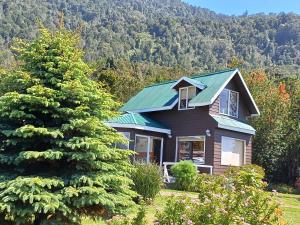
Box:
[115,132,130,149]
[179,88,187,109]
[187,87,196,100]
[135,136,149,162]
[221,137,244,166]
[220,89,229,114]
[135,136,148,152]
[178,136,205,164]
[229,91,238,117]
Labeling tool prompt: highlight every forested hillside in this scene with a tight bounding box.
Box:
[0,0,300,72]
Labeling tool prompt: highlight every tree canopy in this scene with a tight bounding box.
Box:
[0,27,135,225]
[0,0,300,75]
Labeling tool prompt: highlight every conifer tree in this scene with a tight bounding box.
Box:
[0,27,135,225]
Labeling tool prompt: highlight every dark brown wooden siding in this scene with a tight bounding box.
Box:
[145,105,217,165]
[213,129,252,175]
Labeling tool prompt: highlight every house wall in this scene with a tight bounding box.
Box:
[145,105,217,165]
[213,129,252,175]
[209,76,251,122]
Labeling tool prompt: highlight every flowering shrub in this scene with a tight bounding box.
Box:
[171,160,197,191]
[156,165,287,225]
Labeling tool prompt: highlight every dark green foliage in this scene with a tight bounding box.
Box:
[0,0,300,73]
[171,160,197,191]
[0,27,136,225]
[131,163,163,202]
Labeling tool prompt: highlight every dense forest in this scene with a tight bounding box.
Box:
[0,0,300,75]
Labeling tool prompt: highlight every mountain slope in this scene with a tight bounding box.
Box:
[0,0,300,70]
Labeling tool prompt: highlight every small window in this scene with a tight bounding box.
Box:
[177,136,205,164]
[221,137,245,166]
[179,86,196,110]
[220,89,239,117]
[115,132,130,149]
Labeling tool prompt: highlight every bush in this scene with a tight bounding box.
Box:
[225,164,266,189]
[171,160,197,191]
[267,183,297,194]
[192,174,225,199]
[131,163,163,202]
[107,205,146,225]
[156,165,287,225]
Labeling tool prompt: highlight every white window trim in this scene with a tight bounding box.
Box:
[175,135,206,164]
[219,88,239,118]
[178,86,196,110]
[134,134,164,165]
[220,136,246,166]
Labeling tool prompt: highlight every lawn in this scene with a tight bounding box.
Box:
[277,193,300,225]
[82,189,300,225]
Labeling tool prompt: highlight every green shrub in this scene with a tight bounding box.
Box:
[156,166,287,225]
[192,174,225,199]
[171,160,197,191]
[225,164,266,189]
[155,196,194,224]
[131,163,163,202]
[268,183,297,194]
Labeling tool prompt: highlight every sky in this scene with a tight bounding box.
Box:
[183,0,300,15]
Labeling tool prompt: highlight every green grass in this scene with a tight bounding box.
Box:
[82,189,300,225]
[276,193,300,225]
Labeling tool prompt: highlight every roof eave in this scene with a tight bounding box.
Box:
[218,124,256,135]
[107,123,171,135]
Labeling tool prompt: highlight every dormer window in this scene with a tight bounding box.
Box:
[178,86,196,110]
[220,89,239,117]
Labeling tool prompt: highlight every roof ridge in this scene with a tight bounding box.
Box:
[190,68,237,79]
[145,68,237,88]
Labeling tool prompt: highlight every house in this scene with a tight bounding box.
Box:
[107,69,259,174]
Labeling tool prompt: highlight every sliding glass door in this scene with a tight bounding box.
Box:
[134,135,163,165]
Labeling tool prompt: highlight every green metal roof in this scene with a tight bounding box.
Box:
[211,114,256,135]
[189,70,235,106]
[120,69,239,112]
[107,112,170,134]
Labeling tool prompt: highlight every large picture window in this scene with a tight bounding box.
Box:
[221,137,245,166]
[220,89,239,117]
[177,136,205,164]
[179,86,196,110]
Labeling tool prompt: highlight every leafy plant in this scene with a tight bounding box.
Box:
[171,160,197,191]
[131,163,163,203]
[156,165,287,225]
[0,26,136,225]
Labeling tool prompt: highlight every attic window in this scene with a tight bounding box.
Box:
[220,89,239,117]
[178,86,196,110]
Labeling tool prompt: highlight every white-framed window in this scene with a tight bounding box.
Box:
[219,89,239,117]
[221,136,245,166]
[178,86,196,110]
[134,135,151,163]
[115,132,130,149]
[176,136,205,165]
